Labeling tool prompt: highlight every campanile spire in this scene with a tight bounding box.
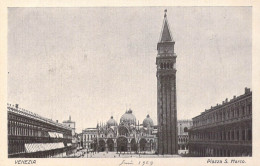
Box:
[159,9,173,42]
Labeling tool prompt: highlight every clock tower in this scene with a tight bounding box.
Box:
[156,10,178,155]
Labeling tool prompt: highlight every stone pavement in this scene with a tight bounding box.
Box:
[82,152,180,158]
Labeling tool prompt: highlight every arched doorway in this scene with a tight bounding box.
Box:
[107,138,114,151]
[98,139,105,152]
[149,140,153,151]
[131,139,137,152]
[117,137,128,152]
[140,138,147,151]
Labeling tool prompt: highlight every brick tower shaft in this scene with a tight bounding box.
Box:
[156,10,178,155]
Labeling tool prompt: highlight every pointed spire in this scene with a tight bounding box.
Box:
[159,9,173,42]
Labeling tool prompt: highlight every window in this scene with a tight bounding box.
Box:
[248,105,252,115]
[242,129,245,140]
[248,129,252,141]
[231,131,234,140]
[242,106,245,116]
[8,122,10,135]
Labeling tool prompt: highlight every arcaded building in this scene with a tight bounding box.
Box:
[7,104,74,158]
[189,88,252,157]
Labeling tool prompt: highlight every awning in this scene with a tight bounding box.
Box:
[25,142,65,153]
[48,132,63,138]
[48,132,55,138]
[58,133,63,138]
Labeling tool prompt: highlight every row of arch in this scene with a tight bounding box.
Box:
[193,103,252,127]
[159,62,174,70]
[190,127,252,142]
[98,137,154,152]
[190,146,251,157]
[178,144,189,150]
[178,137,188,143]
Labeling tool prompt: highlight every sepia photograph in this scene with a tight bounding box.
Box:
[7,6,252,160]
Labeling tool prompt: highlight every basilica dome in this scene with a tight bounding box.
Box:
[107,116,117,127]
[143,114,154,127]
[120,109,136,125]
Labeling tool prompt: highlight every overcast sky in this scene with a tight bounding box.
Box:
[8,7,251,132]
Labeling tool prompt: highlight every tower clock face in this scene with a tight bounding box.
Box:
[165,46,170,53]
[159,46,169,53]
[160,45,172,53]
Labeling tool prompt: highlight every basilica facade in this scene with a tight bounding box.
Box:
[95,109,157,153]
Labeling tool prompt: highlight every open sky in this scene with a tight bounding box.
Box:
[8,7,251,132]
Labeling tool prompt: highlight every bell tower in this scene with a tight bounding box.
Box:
[156,10,178,155]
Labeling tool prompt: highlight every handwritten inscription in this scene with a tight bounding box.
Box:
[207,159,246,164]
[15,160,36,164]
[119,160,153,166]
[138,161,153,166]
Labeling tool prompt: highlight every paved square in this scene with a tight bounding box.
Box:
[82,152,180,158]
